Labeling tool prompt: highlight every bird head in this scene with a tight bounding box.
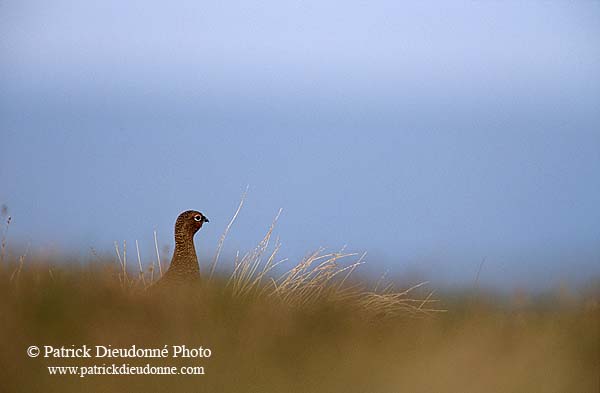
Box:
[175,210,209,236]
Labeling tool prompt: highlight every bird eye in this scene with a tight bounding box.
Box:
[194,215,202,222]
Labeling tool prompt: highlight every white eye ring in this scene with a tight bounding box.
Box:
[194,215,202,222]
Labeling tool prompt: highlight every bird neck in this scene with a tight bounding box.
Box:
[171,231,199,271]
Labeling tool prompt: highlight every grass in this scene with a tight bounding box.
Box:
[0,206,598,392]
[108,199,440,316]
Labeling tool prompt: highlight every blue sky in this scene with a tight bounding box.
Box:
[1,1,599,290]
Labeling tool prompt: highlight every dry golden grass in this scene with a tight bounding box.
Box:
[0,257,598,393]
[106,203,440,317]
[0,207,598,392]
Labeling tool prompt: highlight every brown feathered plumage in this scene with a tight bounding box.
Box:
[153,210,209,287]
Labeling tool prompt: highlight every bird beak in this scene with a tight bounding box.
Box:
[203,217,209,223]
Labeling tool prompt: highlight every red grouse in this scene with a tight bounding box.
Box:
[156,210,209,286]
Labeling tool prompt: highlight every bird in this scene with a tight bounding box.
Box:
[152,210,209,288]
